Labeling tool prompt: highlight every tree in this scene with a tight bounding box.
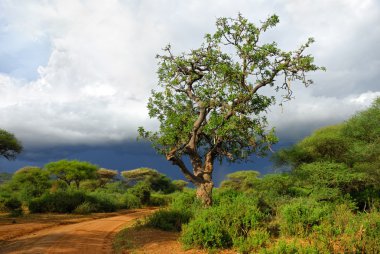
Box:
[220,170,260,191]
[273,97,380,209]
[45,160,98,189]
[11,166,51,201]
[172,179,189,191]
[139,14,324,205]
[97,168,118,187]
[0,129,23,160]
[122,167,176,193]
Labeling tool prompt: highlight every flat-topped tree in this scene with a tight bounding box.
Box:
[0,129,23,160]
[139,14,325,206]
[45,160,98,189]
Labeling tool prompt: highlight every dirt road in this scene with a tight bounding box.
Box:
[0,208,155,254]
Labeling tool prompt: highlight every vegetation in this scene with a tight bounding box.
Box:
[133,97,380,253]
[0,159,187,216]
[0,128,23,160]
[45,160,98,189]
[139,14,325,206]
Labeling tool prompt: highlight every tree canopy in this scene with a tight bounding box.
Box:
[11,166,51,200]
[273,97,380,208]
[122,167,176,193]
[139,14,324,205]
[45,160,98,188]
[0,129,23,160]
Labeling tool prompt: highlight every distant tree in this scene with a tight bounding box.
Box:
[11,167,51,200]
[121,167,160,183]
[45,160,98,189]
[0,129,23,160]
[139,14,324,205]
[172,179,189,191]
[122,167,176,193]
[97,168,118,187]
[272,125,351,168]
[220,170,260,191]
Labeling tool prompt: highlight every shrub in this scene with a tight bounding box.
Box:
[234,229,270,253]
[180,192,266,251]
[74,201,96,214]
[29,190,86,213]
[29,190,118,213]
[4,197,23,216]
[169,189,200,214]
[260,240,320,254]
[181,213,233,249]
[146,209,192,232]
[128,182,151,205]
[122,193,141,209]
[279,198,331,237]
[148,193,171,206]
[87,192,117,212]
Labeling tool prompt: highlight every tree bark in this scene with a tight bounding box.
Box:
[196,180,214,206]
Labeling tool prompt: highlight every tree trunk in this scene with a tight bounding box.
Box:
[196,181,213,206]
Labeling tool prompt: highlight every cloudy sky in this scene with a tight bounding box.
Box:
[0,0,379,183]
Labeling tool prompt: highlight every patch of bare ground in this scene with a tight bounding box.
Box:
[114,227,237,254]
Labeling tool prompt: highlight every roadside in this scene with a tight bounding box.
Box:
[114,227,237,254]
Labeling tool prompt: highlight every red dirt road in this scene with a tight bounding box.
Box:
[0,209,155,254]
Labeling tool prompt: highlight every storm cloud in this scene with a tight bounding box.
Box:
[0,0,379,177]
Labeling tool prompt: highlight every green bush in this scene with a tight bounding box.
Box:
[180,192,266,251]
[87,191,117,212]
[122,193,141,209]
[148,193,171,206]
[128,182,151,205]
[28,190,118,213]
[279,198,331,237]
[74,201,96,214]
[234,229,270,253]
[260,240,320,254]
[169,189,200,214]
[29,190,87,213]
[4,197,23,216]
[181,213,233,249]
[146,209,192,232]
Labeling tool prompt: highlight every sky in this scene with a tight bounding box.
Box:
[0,0,379,184]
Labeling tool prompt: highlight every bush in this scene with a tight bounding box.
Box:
[87,192,117,212]
[169,189,200,214]
[74,201,96,214]
[128,182,151,205]
[4,197,23,216]
[122,193,141,209]
[279,198,331,237]
[29,190,87,213]
[180,192,266,251]
[234,229,270,253]
[148,193,171,206]
[181,214,233,249]
[260,240,320,254]
[28,190,118,213]
[146,209,192,232]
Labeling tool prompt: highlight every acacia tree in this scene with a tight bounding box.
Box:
[0,129,23,160]
[139,14,325,205]
[45,160,98,189]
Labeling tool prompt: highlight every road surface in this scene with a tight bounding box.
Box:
[0,208,155,254]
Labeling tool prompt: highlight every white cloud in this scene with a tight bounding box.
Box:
[268,89,380,141]
[0,0,379,147]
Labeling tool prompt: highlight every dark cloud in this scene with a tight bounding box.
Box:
[0,140,287,186]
